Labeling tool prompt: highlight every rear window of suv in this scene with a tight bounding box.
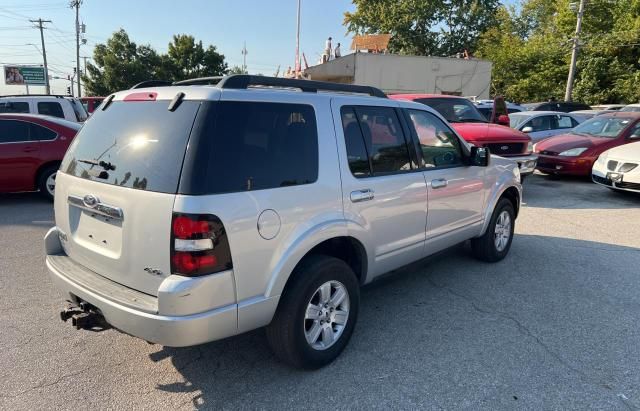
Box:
[180,101,318,195]
[61,100,201,193]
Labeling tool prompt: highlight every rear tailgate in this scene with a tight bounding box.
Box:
[54,98,201,296]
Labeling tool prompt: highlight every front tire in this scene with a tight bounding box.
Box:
[38,166,58,201]
[471,198,515,262]
[266,255,360,369]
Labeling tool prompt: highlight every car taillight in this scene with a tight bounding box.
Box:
[170,213,233,277]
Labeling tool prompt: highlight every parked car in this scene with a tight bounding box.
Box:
[45,76,522,369]
[592,141,640,193]
[389,94,537,178]
[0,95,88,123]
[0,113,81,199]
[591,104,625,111]
[570,110,610,122]
[509,111,583,142]
[620,104,640,112]
[534,112,640,176]
[80,96,105,114]
[523,101,591,112]
[475,101,526,121]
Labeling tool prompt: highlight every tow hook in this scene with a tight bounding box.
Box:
[60,300,108,330]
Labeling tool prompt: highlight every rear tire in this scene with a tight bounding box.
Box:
[471,198,515,262]
[38,165,58,201]
[266,255,360,369]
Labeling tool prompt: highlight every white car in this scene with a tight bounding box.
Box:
[620,104,640,113]
[509,111,583,143]
[592,141,640,193]
[0,95,88,123]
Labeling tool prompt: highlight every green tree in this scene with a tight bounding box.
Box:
[344,0,501,56]
[167,34,227,81]
[227,65,248,75]
[476,0,640,104]
[83,30,228,95]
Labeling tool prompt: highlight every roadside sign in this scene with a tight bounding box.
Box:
[4,66,46,86]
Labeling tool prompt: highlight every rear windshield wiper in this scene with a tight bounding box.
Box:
[77,159,116,171]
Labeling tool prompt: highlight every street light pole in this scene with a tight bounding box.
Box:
[29,18,51,95]
[564,0,586,102]
[295,0,301,77]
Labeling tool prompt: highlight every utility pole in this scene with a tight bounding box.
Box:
[241,42,248,73]
[30,18,51,95]
[295,0,301,77]
[81,55,89,75]
[70,0,82,97]
[564,0,586,102]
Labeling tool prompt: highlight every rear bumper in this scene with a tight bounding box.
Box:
[536,154,594,176]
[507,154,538,176]
[44,227,239,347]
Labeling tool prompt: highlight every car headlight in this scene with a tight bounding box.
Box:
[596,153,607,165]
[559,147,588,156]
[527,142,533,153]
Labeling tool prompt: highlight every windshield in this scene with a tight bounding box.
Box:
[61,100,200,193]
[415,97,487,123]
[509,114,531,129]
[571,117,632,138]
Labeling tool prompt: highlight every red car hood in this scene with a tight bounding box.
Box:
[451,123,530,143]
[535,133,613,154]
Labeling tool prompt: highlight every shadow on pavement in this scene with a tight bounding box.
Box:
[148,235,640,409]
[0,192,54,228]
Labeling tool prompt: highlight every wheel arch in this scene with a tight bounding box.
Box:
[34,160,61,188]
[480,183,522,235]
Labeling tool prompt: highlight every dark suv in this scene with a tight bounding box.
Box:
[523,101,591,113]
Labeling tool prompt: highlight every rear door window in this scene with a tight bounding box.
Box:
[340,106,413,177]
[37,102,64,118]
[31,124,57,140]
[61,100,200,193]
[184,101,318,195]
[0,102,29,113]
[0,119,31,143]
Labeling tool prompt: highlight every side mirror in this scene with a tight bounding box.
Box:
[469,146,489,167]
[497,114,510,126]
[522,126,533,133]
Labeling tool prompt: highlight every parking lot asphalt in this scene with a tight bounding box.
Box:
[1,173,639,410]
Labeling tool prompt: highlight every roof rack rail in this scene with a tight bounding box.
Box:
[0,94,71,98]
[173,76,224,86]
[216,75,387,98]
[130,80,172,89]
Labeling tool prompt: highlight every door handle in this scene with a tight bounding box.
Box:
[350,189,374,203]
[431,179,448,189]
[22,147,37,153]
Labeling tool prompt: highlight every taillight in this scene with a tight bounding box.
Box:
[170,213,233,277]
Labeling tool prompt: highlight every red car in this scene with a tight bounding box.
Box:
[535,112,640,176]
[389,94,537,178]
[0,113,81,200]
[80,96,105,114]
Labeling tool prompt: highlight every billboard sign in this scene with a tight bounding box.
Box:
[4,66,46,86]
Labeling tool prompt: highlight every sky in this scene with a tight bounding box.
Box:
[0,0,355,95]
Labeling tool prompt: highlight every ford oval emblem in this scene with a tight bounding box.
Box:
[83,194,99,208]
[500,145,509,151]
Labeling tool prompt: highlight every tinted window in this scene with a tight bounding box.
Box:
[415,97,486,123]
[341,107,371,177]
[189,101,318,194]
[408,110,463,168]
[0,102,29,113]
[61,101,200,193]
[31,124,57,140]
[0,119,30,143]
[38,102,64,118]
[558,115,574,129]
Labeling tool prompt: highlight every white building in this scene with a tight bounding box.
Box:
[304,53,492,99]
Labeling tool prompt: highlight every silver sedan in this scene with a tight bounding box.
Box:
[509,111,584,143]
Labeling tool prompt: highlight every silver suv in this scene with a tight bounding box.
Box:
[45,75,522,369]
